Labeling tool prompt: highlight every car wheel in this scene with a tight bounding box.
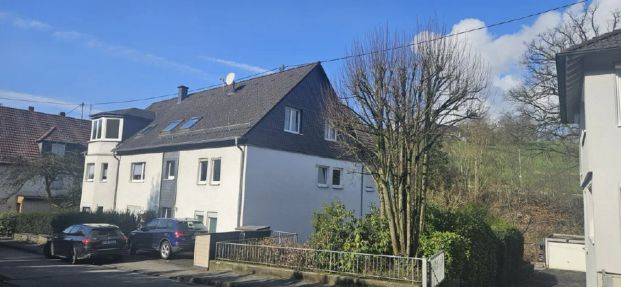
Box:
[159,240,172,260]
[43,242,53,259]
[69,245,79,264]
[129,240,137,255]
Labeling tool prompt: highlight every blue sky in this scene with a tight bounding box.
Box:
[0,0,619,118]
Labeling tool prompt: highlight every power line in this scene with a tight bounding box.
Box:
[0,96,77,106]
[92,0,587,107]
[2,0,587,109]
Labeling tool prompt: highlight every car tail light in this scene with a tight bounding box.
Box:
[175,231,186,238]
[81,239,92,245]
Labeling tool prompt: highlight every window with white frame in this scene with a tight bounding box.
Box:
[131,162,145,182]
[90,117,123,141]
[317,166,329,187]
[164,160,176,180]
[324,121,337,141]
[194,211,205,223]
[207,212,218,233]
[101,163,108,182]
[198,159,209,184]
[284,107,301,134]
[211,158,221,184]
[85,163,95,181]
[331,168,343,188]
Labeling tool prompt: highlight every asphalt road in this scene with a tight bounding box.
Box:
[0,245,189,287]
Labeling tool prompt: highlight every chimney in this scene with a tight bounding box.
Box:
[59,112,66,117]
[28,106,34,112]
[177,85,188,103]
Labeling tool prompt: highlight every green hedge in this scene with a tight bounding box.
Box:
[0,211,18,236]
[492,223,524,286]
[1,210,157,236]
[419,231,469,281]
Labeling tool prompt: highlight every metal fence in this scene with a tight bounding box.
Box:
[215,241,425,283]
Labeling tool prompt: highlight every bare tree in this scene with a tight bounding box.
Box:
[508,4,620,154]
[0,152,84,209]
[325,27,488,256]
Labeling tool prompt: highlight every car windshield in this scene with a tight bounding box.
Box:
[178,221,208,231]
[90,228,123,237]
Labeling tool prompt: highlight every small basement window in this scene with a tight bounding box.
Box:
[162,120,182,132]
[181,117,201,129]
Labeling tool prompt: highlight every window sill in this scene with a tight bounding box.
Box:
[332,186,343,189]
[324,138,337,142]
[210,182,221,186]
[100,180,108,183]
[317,184,329,188]
[284,130,301,135]
[163,178,175,181]
[131,180,145,183]
[197,182,207,185]
[85,179,94,182]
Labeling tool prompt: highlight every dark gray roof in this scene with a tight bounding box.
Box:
[91,108,154,120]
[115,63,319,153]
[560,28,621,55]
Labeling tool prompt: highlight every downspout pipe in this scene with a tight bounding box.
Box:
[112,150,121,211]
[235,137,246,228]
[360,164,364,218]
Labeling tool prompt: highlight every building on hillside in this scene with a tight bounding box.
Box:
[557,29,621,286]
[0,106,91,212]
[79,63,378,238]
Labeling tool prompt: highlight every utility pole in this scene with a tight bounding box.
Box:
[80,102,84,119]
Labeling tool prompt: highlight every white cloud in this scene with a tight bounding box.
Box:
[0,12,212,80]
[199,56,269,73]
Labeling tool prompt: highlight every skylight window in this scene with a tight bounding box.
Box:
[162,120,182,132]
[181,117,201,129]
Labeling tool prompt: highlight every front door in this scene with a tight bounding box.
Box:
[159,152,179,217]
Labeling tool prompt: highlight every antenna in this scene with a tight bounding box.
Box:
[225,72,236,86]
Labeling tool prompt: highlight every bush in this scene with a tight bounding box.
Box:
[344,206,391,255]
[0,212,18,236]
[419,231,469,282]
[310,201,356,251]
[11,210,141,236]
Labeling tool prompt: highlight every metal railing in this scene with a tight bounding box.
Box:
[226,231,298,245]
[215,241,424,283]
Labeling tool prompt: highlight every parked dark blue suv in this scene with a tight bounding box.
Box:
[128,218,208,259]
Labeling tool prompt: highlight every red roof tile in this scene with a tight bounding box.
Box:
[0,106,90,163]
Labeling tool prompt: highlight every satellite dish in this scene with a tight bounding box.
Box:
[225,72,236,85]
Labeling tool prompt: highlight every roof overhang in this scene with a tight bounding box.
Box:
[556,51,584,124]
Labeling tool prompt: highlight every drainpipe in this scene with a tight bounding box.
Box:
[235,137,246,228]
[112,150,121,211]
[360,164,364,218]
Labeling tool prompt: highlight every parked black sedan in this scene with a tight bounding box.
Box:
[43,223,128,264]
[128,218,208,259]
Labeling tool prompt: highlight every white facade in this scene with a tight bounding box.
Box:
[559,48,621,286]
[81,142,378,239]
[580,59,621,286]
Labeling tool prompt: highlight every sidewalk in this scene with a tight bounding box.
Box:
[0,239,325,287]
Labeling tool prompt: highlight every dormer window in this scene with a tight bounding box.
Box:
[181,117,201,129]
[162,120,182,132]
[91,117,123,141]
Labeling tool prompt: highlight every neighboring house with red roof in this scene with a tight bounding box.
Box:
[0,105,91,212]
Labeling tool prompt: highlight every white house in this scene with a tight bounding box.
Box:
[557,29,621,286]
[80,63,378,238]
